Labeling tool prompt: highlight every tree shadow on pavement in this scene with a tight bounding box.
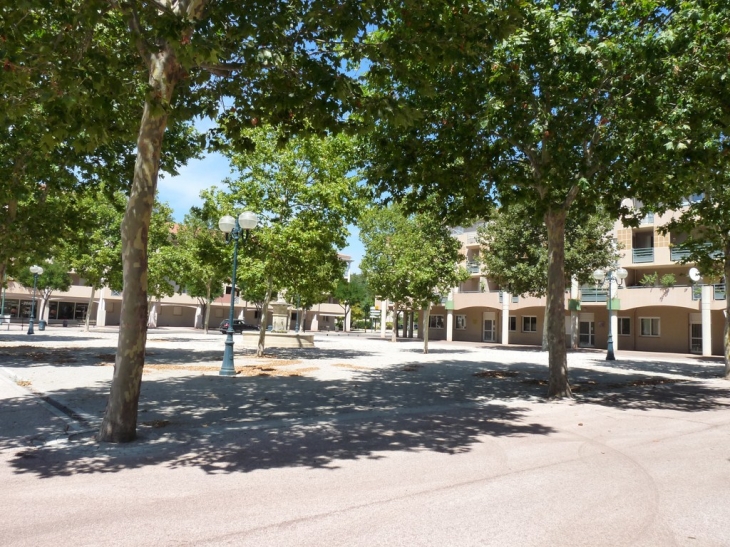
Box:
[3,360,558,478]
[583,358,723,379]
[5,352,730,479]
[402,348,472,354]
[572,375,730,413]
[242,346,374,360]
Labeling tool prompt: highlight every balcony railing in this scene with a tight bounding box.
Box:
[632,248,654,263]
[466,261,480,274]
[466,234,479,245]
[715,284,726,301]
[580,287,607,302]
[640,212,655,225]
[692,286,701,301]
[691,284,726,300]
[498,292,519,303]
[670,248,691,262]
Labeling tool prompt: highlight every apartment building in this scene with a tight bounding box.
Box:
[414,206,725,356]
[0,255,353,332]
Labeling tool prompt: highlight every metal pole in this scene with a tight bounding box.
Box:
[606,270,615,361]
[27,273,38,335]
[219,221,240,376]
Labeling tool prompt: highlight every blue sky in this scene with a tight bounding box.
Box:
[158,150,365,272]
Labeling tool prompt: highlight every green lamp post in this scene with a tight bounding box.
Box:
[218,211,258,376]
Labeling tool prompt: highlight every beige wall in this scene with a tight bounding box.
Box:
[156,304,197,328]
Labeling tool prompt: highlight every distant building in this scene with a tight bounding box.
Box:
[1,254,354,332]
[379,205,724,356]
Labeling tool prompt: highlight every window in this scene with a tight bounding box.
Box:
[20,300,35,319]
[74,303,88,321]
[522,316,537,332]
[429,315,445,329]
[2,299,19,317]
[618,317,631,336]
[640,317,660,337]
[57,302,75,320]
[509,316,516,331]
[224,286,240,296]
[455,315,467,330]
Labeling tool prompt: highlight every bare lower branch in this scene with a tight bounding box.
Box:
[115,1,152,65]
[563,184,580,210]
[200,62,245,76]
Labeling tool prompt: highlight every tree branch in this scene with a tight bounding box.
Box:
[116,1,153,65]
[562,184,581,210]
[200,62,245,76]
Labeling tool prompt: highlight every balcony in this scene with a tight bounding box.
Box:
[670,248,691,262]
[691,284,726,301]
[632,248,654,263]
[466,261,480,274]
[640,212,654,225]
[466,234,479,245]
[715,284,726,301]
[580,287,607,303]
[498,292,519,304]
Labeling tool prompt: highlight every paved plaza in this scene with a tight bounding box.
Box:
[1,326,730,546]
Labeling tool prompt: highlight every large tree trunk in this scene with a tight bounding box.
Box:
[391,303,399,343]
[85,287,95,332]
[39,290,51,323]
[422,306,430,354]
[545,209,572,398]
[257,278,273,357]
[98,48,179,443]
[204,283,212,335]
[725,245,730,379]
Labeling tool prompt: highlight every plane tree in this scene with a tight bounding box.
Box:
[364,1,671,396]
[171,210,228,334]
[360,204,468,352]
[6,0,401,441]
[646,1,730,377]
[203,126,360,356]
[478,204,618,297]
[11,259,73,323]
[333,277,368,332]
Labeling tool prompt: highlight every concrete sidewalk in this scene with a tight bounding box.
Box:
[1,329,729,546]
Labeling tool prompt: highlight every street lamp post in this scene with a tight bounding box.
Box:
[27,265,44,335]
[593,266,628,361]
[218,211,258,376]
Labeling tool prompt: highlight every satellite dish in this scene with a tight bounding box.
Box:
[689,268,701,282]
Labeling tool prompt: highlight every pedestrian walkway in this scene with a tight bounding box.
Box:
[1,328,729,546]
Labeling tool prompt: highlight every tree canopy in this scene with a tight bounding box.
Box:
[202,126,359,355]
[360,203,468,351]
[363,0,671,395]
[478,205,618,297]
